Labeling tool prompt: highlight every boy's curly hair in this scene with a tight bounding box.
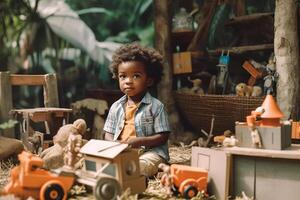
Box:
[110,43,163,85]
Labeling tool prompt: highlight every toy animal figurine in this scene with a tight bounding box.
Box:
[63,119,87,169]
[236,83,253,97]
[40,119,87,169]
[251,86,262,97]
[223,135,238,147]
[188,77,204,94]
[213,130,233,145]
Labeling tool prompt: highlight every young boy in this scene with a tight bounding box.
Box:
[103,43,170,177]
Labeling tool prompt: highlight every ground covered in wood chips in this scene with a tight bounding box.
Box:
[0,145,217,200]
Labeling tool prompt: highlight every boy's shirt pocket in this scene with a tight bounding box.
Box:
[140,114,154,136]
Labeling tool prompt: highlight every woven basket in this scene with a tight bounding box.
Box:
[173,91,264,134]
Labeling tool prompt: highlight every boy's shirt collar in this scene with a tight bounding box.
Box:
[119,92,152,105]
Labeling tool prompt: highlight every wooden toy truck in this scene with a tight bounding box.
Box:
[3,151,121,200]
[162,164,208,199]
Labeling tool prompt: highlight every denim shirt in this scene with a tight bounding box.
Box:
[103,92,170,161]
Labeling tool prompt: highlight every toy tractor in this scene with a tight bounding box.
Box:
[162,164,208,199]
[3,151,74,200]
[3,151,121,200]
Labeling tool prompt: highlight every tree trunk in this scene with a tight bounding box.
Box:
[153,0,184,139]
[274,0,299,120]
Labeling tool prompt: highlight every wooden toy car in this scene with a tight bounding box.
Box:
[3,151,121,200]
[162,164,208,199]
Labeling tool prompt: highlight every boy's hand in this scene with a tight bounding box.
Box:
[125,137,143,148]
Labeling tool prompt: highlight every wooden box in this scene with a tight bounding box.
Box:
[172,52,192,74]
[235,123,291,150]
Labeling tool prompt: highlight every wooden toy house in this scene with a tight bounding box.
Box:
[235,95,291,150]
[79,139,146,194]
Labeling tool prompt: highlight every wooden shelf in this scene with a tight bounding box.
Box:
[208,43,273,55]
[225,12,274,26]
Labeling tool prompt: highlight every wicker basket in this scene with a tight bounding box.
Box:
[173,91,264,134]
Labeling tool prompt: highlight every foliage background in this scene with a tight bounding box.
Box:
[0,0,154,108]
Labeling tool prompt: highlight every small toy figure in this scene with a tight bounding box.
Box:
[63,119,87,169]
[223,135,238,147]
[263,53,278,95]
[235,83,253,97]
[250,127,262,148]
[188,77,204,94]
[158,163,174,197]
[246,107,264,148]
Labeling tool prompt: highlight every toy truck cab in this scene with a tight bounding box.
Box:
[170,164,208,199]
[4,151,75,200]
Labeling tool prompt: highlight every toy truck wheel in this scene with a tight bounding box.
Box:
[40,180,66,200]
[183,185,198,199]
[179,178,198,199]
[93,176,121,200]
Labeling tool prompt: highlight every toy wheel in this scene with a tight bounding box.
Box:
[94,176,121,200]
[40,180,65,200]
[171,185,180,196]
[183,185,198,199]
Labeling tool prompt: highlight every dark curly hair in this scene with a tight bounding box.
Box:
[110,43,163,85]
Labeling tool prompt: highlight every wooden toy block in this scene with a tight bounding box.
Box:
[292,121,300,139]
[242,61,263,79]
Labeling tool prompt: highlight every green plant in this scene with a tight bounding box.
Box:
[0,119,18,131]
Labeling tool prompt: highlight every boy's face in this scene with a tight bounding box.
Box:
[118,61,153,98]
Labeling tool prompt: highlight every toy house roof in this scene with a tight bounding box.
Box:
[80,139,128,159]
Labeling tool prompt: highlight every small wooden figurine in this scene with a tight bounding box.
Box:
[63,119,87,169]
[158,163,174,197]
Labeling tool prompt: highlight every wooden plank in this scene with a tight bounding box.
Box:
[225,12,273,26]
[0,72,14,137]
[10,74,46,86]
[232,156,255,198]
[208,43,274,55]
[191,147,231,200]
[255,157,300,200]
[223,144,300,160]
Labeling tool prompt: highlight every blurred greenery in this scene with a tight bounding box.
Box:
[0,0,154,108]
[0,120,18,131]
[66,0,154,46]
